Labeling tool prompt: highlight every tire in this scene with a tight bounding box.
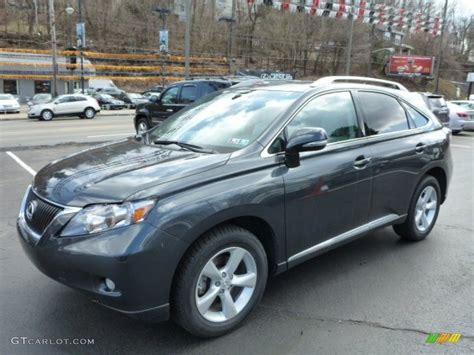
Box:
[172,225,268,338]
[393,175,441,241]
[136,117,150,135]
[452,130,460,135]
[84,107,96,119]
[40,109,53,121]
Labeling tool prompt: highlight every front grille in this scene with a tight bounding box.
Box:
[24,189,63,235]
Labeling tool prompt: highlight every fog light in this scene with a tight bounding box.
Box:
[105,278,116,292]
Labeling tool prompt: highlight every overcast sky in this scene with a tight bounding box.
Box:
[440,0,474,17]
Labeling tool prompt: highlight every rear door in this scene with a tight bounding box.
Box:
[53,96,75,114]
[355,91,430,222]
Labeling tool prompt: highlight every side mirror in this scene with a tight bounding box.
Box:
[285,127,328,168]
[149,95,159,103]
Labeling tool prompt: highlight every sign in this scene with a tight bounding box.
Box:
[387,55,435,78]
[237,69,295,80]
[467,73,474,82]
[76,22,86,48]
[159,30,169,53]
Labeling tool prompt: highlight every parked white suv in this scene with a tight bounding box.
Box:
[28,94,100,121]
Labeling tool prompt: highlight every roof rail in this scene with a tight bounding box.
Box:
[313,76,409,92]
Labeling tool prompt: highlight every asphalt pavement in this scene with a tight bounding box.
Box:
[0,116,473,354]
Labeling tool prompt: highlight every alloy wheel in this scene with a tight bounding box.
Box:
[414,186,438,232]
[85,108,95,118]
[195,247,257,323]
[137,122,148,135]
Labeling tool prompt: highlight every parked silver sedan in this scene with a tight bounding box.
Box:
[449,100,474,131]
[446,102,466,134]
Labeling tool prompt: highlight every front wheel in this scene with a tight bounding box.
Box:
[136,118,150,135]
[393,176,441,241]
[40,109,53,121]
[172,225,268,338]
[84,107,96,119]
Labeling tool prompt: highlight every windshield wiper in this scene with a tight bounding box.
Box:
[153,140,216,154]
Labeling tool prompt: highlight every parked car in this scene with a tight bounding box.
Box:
[17,79,452,337]
[446,102,466,134]
[127,93,149,107]
[28,94,100,121]
[134,79,232,134]
[0,93,20,113]
[449,100,474,131]
[93,93,125,110]
[27,93,53,108]
[74,88,96,96]
[412,92,450,126]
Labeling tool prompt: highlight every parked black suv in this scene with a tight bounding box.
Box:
[134,79,232,134]
[17,79,452,338]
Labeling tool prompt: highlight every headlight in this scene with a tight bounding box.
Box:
[61,200,156,237]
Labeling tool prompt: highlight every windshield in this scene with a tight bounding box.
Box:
[33,94,51,101]
[148,90,301,153]
[0,94,14,100]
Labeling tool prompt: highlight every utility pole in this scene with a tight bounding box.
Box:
[229,0,236,75]
[48,0,58,97]
[346,16,354,76]
[184,0,192,79]
[78,0,85,94]
[434,0,449,94]
[152,6,170,86]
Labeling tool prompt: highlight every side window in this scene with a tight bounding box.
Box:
[201,83,218,97]
[56,96,73,104]
[358,92,409,135]
[74,96,87,102]
[401,102,429,128]
[286,91,361,143]
[160,86,180,105]
[179,85,198,104]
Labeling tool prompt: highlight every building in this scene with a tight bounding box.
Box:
[0,52,95,103]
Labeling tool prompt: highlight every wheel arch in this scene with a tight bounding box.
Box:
[169,213,283,306]
[424,167,447,204]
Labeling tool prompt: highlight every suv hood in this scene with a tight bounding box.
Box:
[33,139,229,207]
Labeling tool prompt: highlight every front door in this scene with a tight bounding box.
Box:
[280,91,373,265]
[151,85,183,124]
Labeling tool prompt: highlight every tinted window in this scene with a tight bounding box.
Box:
[56,96,74,103]
[287,92,360,143]
[358,92,409,135]
[180,85,198,104]
[160,86,179,105]
[201,83,219,96]
[149,90,300,153]
[401,102,429,128]
[74,96,87,101]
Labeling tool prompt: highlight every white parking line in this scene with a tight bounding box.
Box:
[5,151,36,176]
[451,144,471,149]
[87,133,131,138]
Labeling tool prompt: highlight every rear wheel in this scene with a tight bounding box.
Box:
[40,109,53,121]
[173,225,268,338]
[84,107,96,119]
[393,176,441,241]
[136,118,149,135]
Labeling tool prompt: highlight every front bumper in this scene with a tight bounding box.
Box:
[17,187,189,322]
[1,107,20,113]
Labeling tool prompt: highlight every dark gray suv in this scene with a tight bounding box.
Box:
[17,79,452,337]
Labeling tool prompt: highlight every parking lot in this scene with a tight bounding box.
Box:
[0,115,473,354]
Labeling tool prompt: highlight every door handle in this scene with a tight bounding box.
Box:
[353,156,372,169]
[415,143,426,154]
[166,109,173,112]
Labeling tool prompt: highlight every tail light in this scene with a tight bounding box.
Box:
[456,112,468,118]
